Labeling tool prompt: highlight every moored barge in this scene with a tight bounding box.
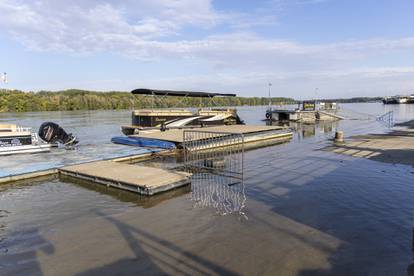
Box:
[382,95,414,104]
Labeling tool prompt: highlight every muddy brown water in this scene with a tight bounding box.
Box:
[1,103,414,275]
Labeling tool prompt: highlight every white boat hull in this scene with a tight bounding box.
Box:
[0,144,55,156]
[397,98,408,104]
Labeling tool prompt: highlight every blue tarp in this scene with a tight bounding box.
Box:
[111,136,177,149]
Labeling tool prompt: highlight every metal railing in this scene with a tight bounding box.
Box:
[376,111,394,128]
[183,130,244,180]
[183,129,246,217]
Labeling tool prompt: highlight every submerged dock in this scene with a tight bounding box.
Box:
[324,129,414,166]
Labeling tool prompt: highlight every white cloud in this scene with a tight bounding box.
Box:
[0,0,221,51]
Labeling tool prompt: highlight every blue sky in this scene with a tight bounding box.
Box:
[1,0,414,99]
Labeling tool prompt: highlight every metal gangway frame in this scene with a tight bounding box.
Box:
[376,111,395,128]
[183,129,244,180]
[131,88,237,109]
[182,129,247,217]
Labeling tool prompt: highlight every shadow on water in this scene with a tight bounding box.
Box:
[243,144,414,275]
[0,227,55,275]
[326,145,414,167]
[77,210,237,276]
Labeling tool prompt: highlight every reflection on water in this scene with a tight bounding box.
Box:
[268,120,339,140]
[190,173,247,218]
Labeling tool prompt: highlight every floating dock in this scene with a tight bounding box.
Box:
[59,160,191,195]
[1,125,294,196]
[127,125,293,149]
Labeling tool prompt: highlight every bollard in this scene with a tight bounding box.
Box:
[334,131,344,143]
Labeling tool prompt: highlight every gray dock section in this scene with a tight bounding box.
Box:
[132,125,292,145]
[59,160,191,195]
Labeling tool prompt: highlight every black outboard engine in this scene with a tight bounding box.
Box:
[38,122,78,146]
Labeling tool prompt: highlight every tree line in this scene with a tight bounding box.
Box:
[0,89,296,112]
[0,89,383,112]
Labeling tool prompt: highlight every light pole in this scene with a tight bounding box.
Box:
[268,82,272,109]
[1,72,7,84]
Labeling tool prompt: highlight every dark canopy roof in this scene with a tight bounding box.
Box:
[131,88,236,98]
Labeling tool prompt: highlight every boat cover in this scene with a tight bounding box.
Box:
[131,88,236,98]
[111,136,176,149]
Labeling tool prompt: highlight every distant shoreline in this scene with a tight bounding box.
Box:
[0,89,381,112]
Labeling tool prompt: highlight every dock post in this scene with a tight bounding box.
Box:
[334,131,344,143]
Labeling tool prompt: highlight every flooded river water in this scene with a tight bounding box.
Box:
[1,103,414,275]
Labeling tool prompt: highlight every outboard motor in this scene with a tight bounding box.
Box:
[38,122,78,146]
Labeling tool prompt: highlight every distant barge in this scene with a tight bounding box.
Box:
[122,89,244,135]
[382,95,414,104]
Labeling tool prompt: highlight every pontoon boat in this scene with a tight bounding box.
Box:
[121,89,244,135]
[0,124,55,156]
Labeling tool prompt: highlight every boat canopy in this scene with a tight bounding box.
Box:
[131,88,236,98]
